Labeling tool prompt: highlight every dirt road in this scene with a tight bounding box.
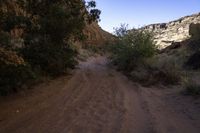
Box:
[0,56,200,133]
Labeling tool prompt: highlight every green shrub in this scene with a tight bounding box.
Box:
[19,0,99,76]
[189,23,200,41]
[0,32,11,48]
[0,48,35,95]
[0,65,35,95]
[0,0,101,95]
[109,24,157,72]
[187,39,200,51]
[0,48,25,65]
[185,84,200,96]
[183,78,200,96]
[21,42,77,76]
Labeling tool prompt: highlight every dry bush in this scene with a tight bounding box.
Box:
[130,54,183,86]
[182,77,200,96]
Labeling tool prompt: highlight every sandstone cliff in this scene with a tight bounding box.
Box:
[142,13,200,49]
[83,22,114,46]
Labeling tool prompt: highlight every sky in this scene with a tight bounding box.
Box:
[94,0,200,33]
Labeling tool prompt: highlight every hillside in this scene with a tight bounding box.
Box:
[83,22,114,46]
[142,13,200,49]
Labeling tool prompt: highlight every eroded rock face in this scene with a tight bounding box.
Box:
[142,13,200,49]
[83,22,115,46]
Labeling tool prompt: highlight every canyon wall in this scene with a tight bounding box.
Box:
[83,22,114,46]
[142,13,200,49]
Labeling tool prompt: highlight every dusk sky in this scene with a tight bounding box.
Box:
[94,0,200,33]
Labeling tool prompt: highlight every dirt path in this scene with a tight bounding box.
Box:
[0,56,200,133]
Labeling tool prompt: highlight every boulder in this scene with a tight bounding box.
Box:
[189,23,200,40]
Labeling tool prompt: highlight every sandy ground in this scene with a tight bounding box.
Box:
[0,56,200,133]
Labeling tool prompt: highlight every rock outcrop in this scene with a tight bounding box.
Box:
[142,13,200,49]
[83,22,115,46]
[189,23,200,40]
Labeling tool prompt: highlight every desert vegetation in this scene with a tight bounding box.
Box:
[107,23,200,96]
[0,0,101,95]
[183,76,200,96]
[109,24,156,72]
[107,24,182,86]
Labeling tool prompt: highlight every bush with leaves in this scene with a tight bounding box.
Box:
[21,0,100,76]
[22,42,78,76]
[109,24,156,72]
[0,31,11,48]
[0,48,35,95]
[182,76,200,97]
[0,0,101,94]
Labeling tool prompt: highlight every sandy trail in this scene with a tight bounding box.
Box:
[0,56,200,133]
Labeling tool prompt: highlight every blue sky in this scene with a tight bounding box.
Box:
[94,0,200,33]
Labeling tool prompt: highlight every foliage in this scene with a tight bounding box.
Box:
[185,50,200,70]
[129,58,182,86]
[109,24,157,71]
[153,65,182,85]
[86,0,101,22]
[187,39,200,51]
[147,55,183,85]
[0,47,25,65]
[183,78,200,96]
[0,0,101,94]
[185,84,200,96]
[0,31,11,48]
[0,48,35,95]
[109,24,182,85]
[113,24,129,38]
[22,42,78,76]
[21,0,100,76]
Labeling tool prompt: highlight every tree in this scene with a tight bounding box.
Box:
[0,0,101,94]
[20,0,101,75]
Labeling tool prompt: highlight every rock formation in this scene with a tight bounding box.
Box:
[83,22,114,46]
[189,23,200,40]
[142,13,200,49]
